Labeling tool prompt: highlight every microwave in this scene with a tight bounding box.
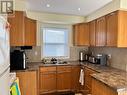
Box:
[10,50,27,70]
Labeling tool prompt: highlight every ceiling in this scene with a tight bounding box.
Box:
[26,0,112,16]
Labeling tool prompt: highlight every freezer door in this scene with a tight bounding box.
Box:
[0,67,10,95]
[0,16,10,75]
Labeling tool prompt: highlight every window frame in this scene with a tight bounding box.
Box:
[41,26,70,59]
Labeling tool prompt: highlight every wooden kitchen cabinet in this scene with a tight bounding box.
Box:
[8,11,25,46]
[92,78,117,95]
[71,66,81,92]
[84,67,98,94]
[89,20,96,46]
[39,66,57,94]
[73,23,89,46]
[96,16,106,46]
[8,11,37,46]
[106,11,118,47]
[106,10,127,47]
[57,66,72,92]
[16,71,38,95]
[25,17,36,46]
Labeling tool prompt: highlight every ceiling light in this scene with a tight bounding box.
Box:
[78,8,81,11]
[46,4,50,8]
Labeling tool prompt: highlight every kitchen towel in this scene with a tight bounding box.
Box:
[10,78,21,95]
[79,69,84,86]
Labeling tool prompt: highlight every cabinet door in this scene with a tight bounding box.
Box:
[73,25,79,46]
[39,72,56,94]
[57,66,72,92]
[89,20,96,46]
[8,11,25,46]
[25,17,36,46]
[39,67,56,94]
[16,71,38,95]
[73,23,89,46]
[106,12,118,46]
[96,17,106,46]
[84,67,98,93]
[92,78,117,95]
[71,66,81,91]
[117,10,127,47]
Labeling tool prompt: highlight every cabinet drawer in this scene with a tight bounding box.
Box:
[57,66,72,72]
[40,67,56,72]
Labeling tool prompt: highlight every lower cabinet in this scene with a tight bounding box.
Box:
[16,71,38,95]
[57,66,72,92]
[71,66,81,92]
[39,66,57,94]
[92,78,117,95]
[39,66,73,94]
[84,67,98,94]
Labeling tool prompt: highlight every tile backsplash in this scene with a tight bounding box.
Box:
[11,46,127,71]
[25,46,88,62]
[89,47,127,71]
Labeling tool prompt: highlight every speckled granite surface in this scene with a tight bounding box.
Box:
[13,61,127,93]
[81,62,127,92]
[26,61,81,71]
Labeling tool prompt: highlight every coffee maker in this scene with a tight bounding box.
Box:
[95,54,107,66]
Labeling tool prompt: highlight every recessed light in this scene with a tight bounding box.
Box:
[46,4,50,8]
[78,8,81,11]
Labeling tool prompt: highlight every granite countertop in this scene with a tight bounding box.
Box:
[81,62,127,93]
[26,61,81,71]
[13,61,127,93]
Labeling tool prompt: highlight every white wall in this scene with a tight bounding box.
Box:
[26,11,85,24]
[86,0,127,22]
[120,0,127,10]
[86,0,120,22]
[14,0,85,24]
[14,0,27,11]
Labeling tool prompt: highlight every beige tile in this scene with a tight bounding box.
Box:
[89,47,127,71]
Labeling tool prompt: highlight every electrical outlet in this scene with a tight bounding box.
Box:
[108,54,111,59]
[35,51,38,56]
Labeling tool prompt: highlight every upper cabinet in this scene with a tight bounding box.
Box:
[73,23,89,46]
[8,11,25,46]
[106,10,127,47]
[89,20,96,46]
[25,17,36,46]
[8,11,37,46]
[96,16,106,46]
[106,12,118,47]
[115,10,127,47]
[86,10,127,47]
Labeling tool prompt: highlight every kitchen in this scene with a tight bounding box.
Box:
[1,0,127,95]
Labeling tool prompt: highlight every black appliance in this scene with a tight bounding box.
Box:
[95,54,107,66]
[10,50,27,70]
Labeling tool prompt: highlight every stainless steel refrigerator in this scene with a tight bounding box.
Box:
[0,16,10,95]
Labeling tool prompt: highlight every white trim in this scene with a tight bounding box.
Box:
[40,23,72,59]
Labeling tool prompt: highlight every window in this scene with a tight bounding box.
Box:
[42,27,69,58]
